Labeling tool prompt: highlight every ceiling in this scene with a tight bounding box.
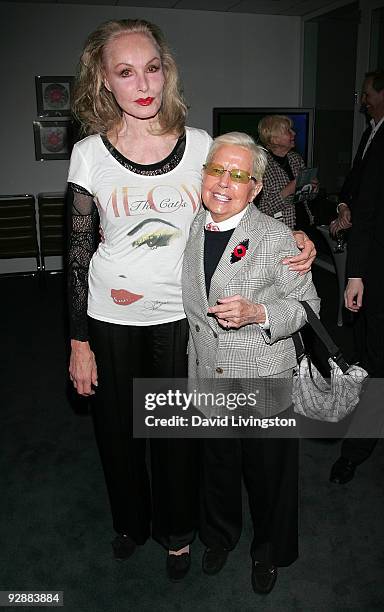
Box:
[0,0,351,17]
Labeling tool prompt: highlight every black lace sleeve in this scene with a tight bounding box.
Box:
[67,182,99,341]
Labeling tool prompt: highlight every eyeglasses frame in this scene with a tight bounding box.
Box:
[203,163,257,184]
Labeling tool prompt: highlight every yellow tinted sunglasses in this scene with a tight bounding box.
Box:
[203,163,256,184]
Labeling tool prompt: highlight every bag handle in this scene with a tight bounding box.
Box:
[293,301,350,374]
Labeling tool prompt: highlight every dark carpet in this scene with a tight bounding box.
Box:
[1,268,383,611]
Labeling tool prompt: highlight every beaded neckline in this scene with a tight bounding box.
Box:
[101,133,186,176]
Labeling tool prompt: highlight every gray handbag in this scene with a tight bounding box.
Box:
[292,301,368,423]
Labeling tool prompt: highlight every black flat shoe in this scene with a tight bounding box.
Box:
[167,552,191,582]
[330,457,356,484]
[112,534,136,561]
[251,561,277,594]
[202,547,229,575]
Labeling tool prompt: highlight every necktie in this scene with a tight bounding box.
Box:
[205,222,220,231]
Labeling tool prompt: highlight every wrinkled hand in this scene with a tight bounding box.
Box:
[282,231,316,275]
[281,179,297,199]
[344,278,364,312]
[311,177,320,194]
[208,295,266,329]
[329,204,352,237]
[69,340,98,396]
[339,204,352,227]
[329,218,342,236]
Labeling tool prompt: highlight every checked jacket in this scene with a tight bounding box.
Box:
[257,150,305,229]
[182,205,320,415]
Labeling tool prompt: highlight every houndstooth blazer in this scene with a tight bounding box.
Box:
[257,151,305,229]
[182,204,320,386]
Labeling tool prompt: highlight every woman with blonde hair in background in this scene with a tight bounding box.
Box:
[257,114,318,230]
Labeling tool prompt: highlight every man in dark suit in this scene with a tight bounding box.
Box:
[329,70,384,236]
[330,69,384,484]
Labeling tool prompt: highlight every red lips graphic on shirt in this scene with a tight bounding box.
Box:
[110,289,144,306]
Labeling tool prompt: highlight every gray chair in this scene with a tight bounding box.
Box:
[37,191,66,276]
[0,194,41,277]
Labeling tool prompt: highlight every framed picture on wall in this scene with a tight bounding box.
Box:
[35,75,74,117]
[33,120,73,160]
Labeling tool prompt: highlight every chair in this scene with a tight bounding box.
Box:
[37,192,66,275]
[0,194,41,276]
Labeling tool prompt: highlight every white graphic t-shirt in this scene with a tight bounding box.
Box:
[68,127,212,326]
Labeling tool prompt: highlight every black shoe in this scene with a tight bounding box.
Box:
[251,561,277,594]
[166,552,191,582]
[202,547,229,575]
[330,457,356,484]
[112,534,136,560]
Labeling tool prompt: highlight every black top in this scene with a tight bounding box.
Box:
[204,228,234,296]
[270,151,295,181]
[346,123,384,279]
[338,124,371,209]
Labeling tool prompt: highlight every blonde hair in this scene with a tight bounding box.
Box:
[206,132,267,181]
[72,19,187,136]
[257,115,293,148]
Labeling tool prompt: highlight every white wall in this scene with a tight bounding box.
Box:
[0,2,301,272]
[0,2,301,196]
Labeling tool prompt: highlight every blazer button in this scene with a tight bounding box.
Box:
[196,359,199,365]
[216,367,223,374]
[213,331,218,338]
[195,325,200,332]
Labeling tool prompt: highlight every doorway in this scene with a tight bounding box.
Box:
[303,3,360,195]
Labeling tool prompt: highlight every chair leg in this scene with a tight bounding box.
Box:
[38,260,47,289]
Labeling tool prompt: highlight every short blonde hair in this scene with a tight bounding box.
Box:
[257,115,293,148]
[205,132,267,181]
[72,19,187,136]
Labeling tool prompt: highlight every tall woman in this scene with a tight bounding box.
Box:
[67,18,211,580]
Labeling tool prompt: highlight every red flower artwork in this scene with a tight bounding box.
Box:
[43,83,69,110]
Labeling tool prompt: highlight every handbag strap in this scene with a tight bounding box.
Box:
[292,330,305,361]
[294,301,350,374]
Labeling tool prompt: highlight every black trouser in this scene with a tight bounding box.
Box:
[341,302,384,464]
[89,317,198,551]
[341,437,377,464]
[199,436,299,567]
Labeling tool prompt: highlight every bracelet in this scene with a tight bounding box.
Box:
[336,202,348,213]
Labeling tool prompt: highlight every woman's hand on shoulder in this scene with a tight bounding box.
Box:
[208,295,266,329]
[282,231,316,275]
[69,339,98,396]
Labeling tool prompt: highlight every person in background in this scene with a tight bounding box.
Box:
[182,132,320,595]
[256,114,318,231]
[67,18,211,582]
[67,18,317,582]
[329,70,384,240]
[330,70,384,485]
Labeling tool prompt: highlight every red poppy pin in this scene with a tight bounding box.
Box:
[230,239,249,263]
